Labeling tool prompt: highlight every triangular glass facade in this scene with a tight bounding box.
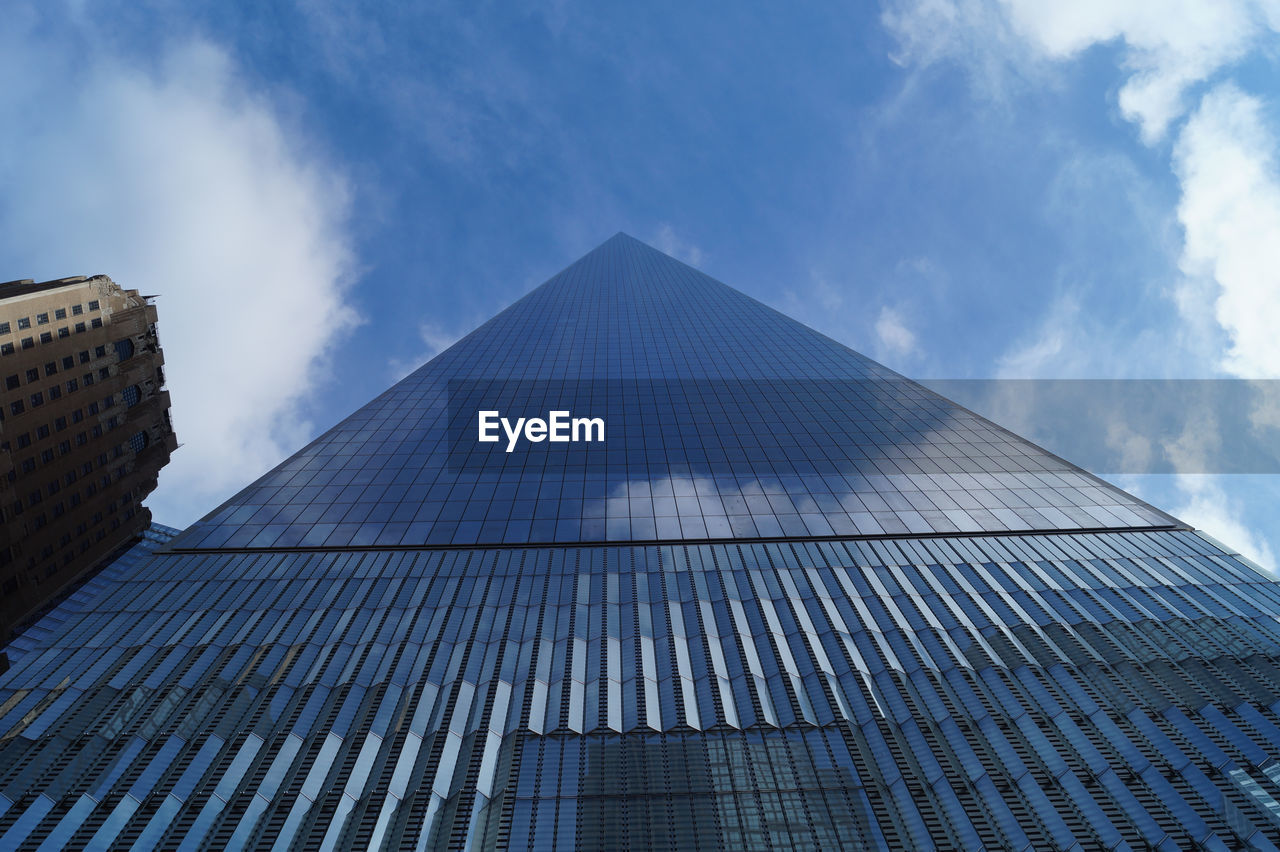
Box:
[178,234,1173,552]
[3,235,1280,849]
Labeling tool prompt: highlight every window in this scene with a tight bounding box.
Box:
[40,332,52,343]
[84,373,94,386]
[58,327,69,339]
[48,386,60,400]
[88,300,100,311]
[36,313,48,325]
[55,417,66,431]
[78,351,89,364]
[16,434,30,449]
[90,318,102,329]
[30,392,43,407]
[10,400,23,415]
[21,338,33,350]
[0,321,9,335]
[36,425,49,439]
[25,369,38,383]
[40,449,53,464]
[74,322,85,333]
[17,317,30,329]
[54,308,66,320]
[66,379,78,392]
[21,459,35,473]
[44,362,57,376]
[72,410,83,424]
[122,385,141,408]
[71,304,82,316]
[58,441,70,456]
[1,343,12,356]
[94,346,106,358]
[98,368,110,380]
[114,339,135,361]
[128,430,150,453]
[5,375,17,390]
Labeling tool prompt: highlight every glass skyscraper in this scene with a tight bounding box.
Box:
[3,233,1280,849]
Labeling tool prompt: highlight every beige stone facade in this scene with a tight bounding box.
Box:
[0,276,176,644]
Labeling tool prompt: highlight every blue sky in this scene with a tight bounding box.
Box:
[2,1,1278,568]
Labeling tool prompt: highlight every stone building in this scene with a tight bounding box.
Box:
[0,275,176,646]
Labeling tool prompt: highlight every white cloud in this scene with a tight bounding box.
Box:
[1103,416,1158,474]
[988,288,1179,381]
[1248,380,1280,433]
[652,224,705,267]
[874,306,918,358]
[882,0,1029,99]
[388,321,465,381]
[0,33,358,526]
[909,10,1280,388]
[1174,84,1280,379]
[810,275,845,313]
[882,0,1280,555]
[993,293,1086,378]
[1002,0,1272,142]
[883,0,1280,142]
[1170,475,1277,571]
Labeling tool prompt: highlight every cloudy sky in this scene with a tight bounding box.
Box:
[2,1,1277,568]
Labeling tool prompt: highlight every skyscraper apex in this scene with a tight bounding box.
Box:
[2,237,1280,850]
